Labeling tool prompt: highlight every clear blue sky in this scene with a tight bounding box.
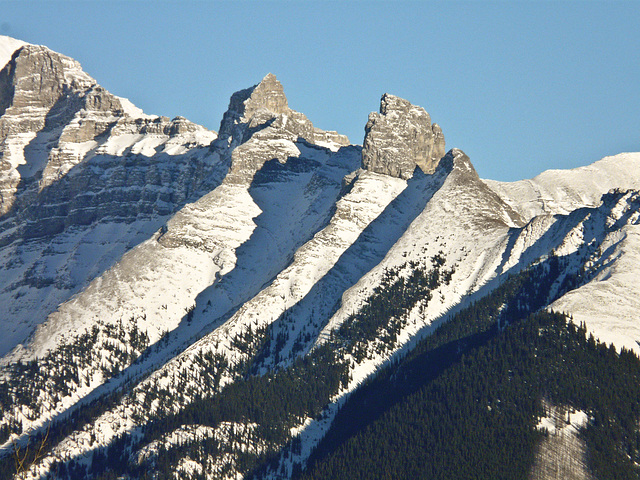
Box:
[2,1,638,181]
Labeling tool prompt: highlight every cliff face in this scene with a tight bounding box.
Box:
[0,43,219,243]
[362,93,445,179]
[0,44,99,215]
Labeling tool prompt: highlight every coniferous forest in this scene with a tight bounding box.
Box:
[299,258,640,480]
[2,255,640,479]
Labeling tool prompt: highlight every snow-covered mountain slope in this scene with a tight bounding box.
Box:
[485,155,640,353]
[0,67,357,449]
[0,38,221,358]
[20,148,640,480]
[549,191,640,352]
[484,152,640,221]
[0,36,639,480]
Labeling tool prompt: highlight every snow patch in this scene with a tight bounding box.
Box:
[0,35,27,70]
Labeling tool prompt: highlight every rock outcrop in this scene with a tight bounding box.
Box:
[218,73,349,150]
[0,42,218,231]
[216,73,350,185]
[219,73,298,144]
[362,93,445,179]
[0,44,118,215]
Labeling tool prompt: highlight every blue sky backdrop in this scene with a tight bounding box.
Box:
[2,1,638,181]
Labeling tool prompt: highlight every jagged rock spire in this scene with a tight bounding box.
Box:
[217,73,349,149]
[362,93,445,179]
[218,73,289,141]
[243,72,288,119]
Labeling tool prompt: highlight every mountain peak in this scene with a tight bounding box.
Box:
[379,93,420,117]
[0,42,216,217]
[3,38,640,480]
[246,72,289,118]
[0,43,98,115]
[218,73,290,141]
[217,73,349,150]
[362,93,446,179]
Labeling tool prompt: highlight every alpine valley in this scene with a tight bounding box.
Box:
[1,36,640,480]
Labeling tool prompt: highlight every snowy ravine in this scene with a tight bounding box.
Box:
[0,35,639,480]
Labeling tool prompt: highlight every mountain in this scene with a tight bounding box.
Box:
[0,36,639,480]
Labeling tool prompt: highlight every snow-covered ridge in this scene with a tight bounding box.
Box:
[484,152,640,220]
[0,57,360,471]
[0,36,222,361]
[550,191,640,353]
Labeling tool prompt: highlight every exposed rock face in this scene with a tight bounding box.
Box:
[218,73,293,144]
[216,73,350,185]
[362,93,445,179]
[0,43,218,229]
[241,72,289,122]
[0,44,117,215]
[218,73,350,149]
[0,45,95,115]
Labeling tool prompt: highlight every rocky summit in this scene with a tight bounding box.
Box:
[0,36,640,480]
[362,93,446,179]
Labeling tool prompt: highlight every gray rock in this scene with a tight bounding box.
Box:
[218,73,348,148]
[0,43,219,234]
[217,74,351,185]
[0,45,88,112]
[314,128,350,147]
[243,72,289,120]
[362,93,445,179]
[218,73,290,143]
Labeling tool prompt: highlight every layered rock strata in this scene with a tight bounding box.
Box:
[0,43,217,241]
